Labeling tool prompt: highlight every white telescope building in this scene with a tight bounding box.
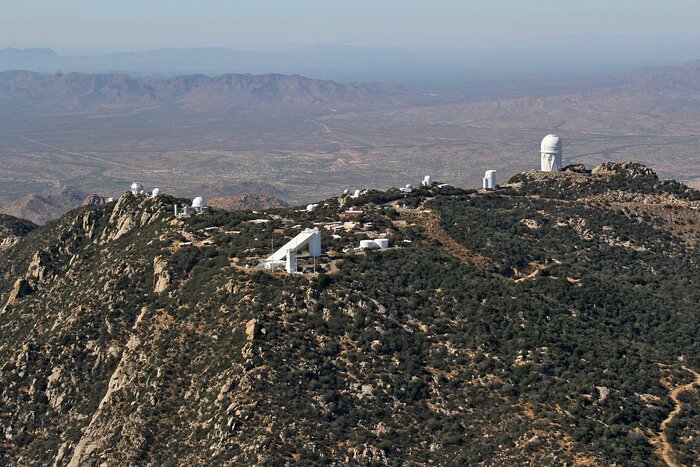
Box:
[483,170,496,190]
[262,228,322,273]
[540,134,563,172]
[130,182,144,195]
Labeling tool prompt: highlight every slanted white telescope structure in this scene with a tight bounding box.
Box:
[540,134,563,172]
[265,228,322,272]
[483,170,496,190]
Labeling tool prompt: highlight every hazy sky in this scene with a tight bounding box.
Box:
[3,0,700,53]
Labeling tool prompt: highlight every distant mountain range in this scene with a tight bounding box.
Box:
[0,185,89,225]
[2,37,700,93]
[0,70,417,114]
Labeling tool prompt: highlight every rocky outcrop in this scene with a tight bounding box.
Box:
[0,214,36,250]
[5,278,32,307]
[153,256,171,293]
[28,251,51,281]
[82,194,108,207]
[592,161,658,179]
[245,319,259,342]
[562,163,590,174]
[67,336,143,467]
[99,193,168,243]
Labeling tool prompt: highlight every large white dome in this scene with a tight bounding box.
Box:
[541,134,562,154]
[192,196,205,208]
[130,182,143,194]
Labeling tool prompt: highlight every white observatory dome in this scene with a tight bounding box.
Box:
[130,182,143,194]
[540,134,563,172]
[151,188,161,197]
[541,134,562,154]
[192,196,205,208]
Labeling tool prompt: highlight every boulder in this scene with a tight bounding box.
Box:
[6,278,33,307]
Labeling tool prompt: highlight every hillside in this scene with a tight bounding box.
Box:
[0,162,699,465]
[0,214,36,251]
[208,194,289,212]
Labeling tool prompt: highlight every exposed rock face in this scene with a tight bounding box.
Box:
[100,193,167,242]
[82,194,108,207]
[245,319,259,342]
[153,256,171,293]
[67,336,143,467]
[520,219,541,230]
[508,161,700,204]
[592,161,658,179]
[562,163,590,174]
[28,252,50,281]
[0,214,36,251]
[5,278,32,307]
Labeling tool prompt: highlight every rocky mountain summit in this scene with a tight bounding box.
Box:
[0,163,699,465]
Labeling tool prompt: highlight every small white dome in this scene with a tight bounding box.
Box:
[151,188,161,197]
[192,196,205,208]
[541,134,562,154]
[405,184,413,189]
[130,182,143,194]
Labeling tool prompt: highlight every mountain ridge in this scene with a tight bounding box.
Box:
[1,161,699,465]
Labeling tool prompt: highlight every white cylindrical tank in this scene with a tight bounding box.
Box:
[130,182,143,195]
[483,170,496,190]
[374,238,389,249]
[151,188,161,197]
[192,196,205,208]
[540,134,563,172]
[360,240,377,249]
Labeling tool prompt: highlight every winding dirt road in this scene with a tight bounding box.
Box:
[656,366,700,467]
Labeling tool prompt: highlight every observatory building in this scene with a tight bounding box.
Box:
[483,170,496,190]
[130,182,145,195]
[262,227,322,273]
[540,134,563,172]
[360,238,390,250]
[174,197,210,217]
